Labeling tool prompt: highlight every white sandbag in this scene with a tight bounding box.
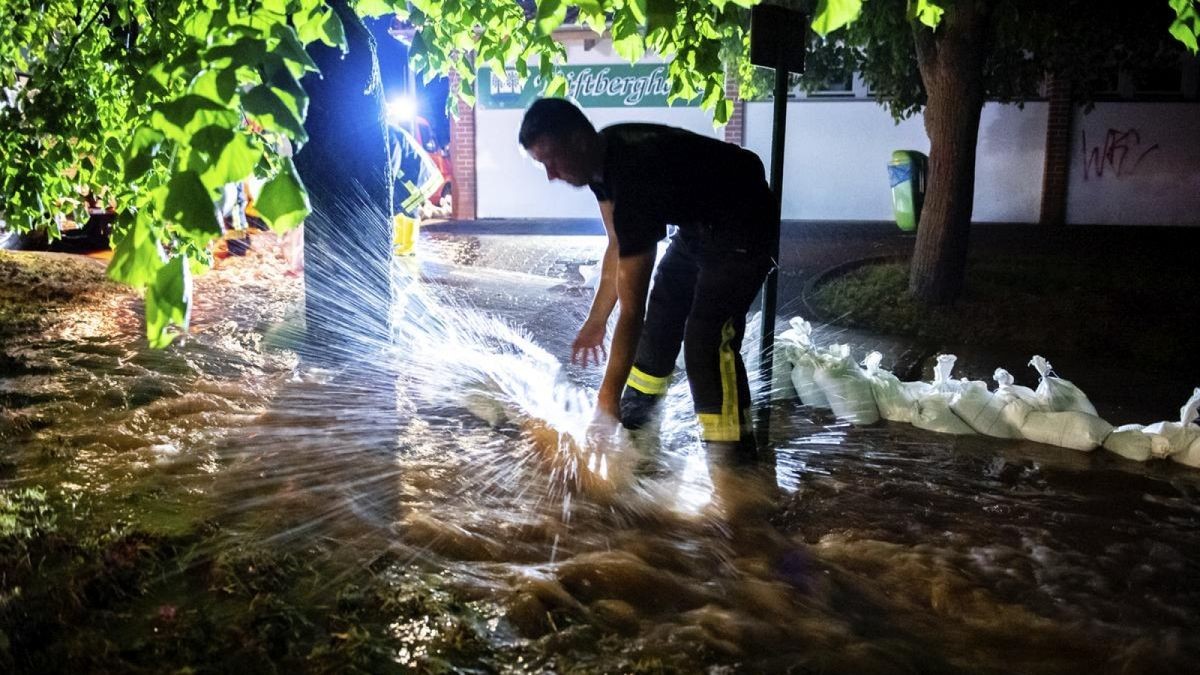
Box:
[993,368,1042,409]
[1029,356,1098,415]
[745,313,799,401]
[1102,424,1170,462]
[912,354,977,435]
[1155,388,1200,463]
[861,352,922,424]
[1019,410,1113,452]
[789,360,827,407]
[949,379,1026,439]
[778,318,830,409]
[1173,435,1200,469]
[812,344,880,425]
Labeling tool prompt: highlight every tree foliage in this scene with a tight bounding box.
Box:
[1,0,1197,345]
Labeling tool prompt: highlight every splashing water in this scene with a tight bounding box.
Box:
[387,262,638,499]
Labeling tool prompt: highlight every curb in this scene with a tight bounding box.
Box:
[798,253,911,324]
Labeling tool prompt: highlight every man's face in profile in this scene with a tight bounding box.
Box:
[527,134,591,187]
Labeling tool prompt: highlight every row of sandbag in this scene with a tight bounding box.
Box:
[776,318,1200,468]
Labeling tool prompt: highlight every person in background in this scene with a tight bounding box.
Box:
[518,98,776,457]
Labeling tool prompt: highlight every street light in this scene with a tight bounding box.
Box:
[385,95,417,129]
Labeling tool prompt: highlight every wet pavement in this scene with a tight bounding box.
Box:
[1,224,1199,673]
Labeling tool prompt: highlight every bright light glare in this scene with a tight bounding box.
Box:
[386,97,417,127]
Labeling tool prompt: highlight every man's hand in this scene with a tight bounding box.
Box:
[571,319,608,367]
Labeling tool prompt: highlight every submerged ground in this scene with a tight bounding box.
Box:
[1,232,1198,673]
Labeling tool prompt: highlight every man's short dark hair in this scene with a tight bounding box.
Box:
[518,98,595,149]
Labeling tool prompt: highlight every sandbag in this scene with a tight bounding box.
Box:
[813,344,880,425]
[778,317,830,409]
[862,352,922,424]
[1019,409,1112,452]
[1174,435,1200,469]
[993,368,1042,409]
[790,361,828,408]
[1029,356,1098,415]
[742,312,797,401]
[1155,388,1200,464]
[949,378,1026,439]
[912,354,976,435]
[1103,424,1170,462]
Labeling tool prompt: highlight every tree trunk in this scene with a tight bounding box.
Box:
[908,1,992,305]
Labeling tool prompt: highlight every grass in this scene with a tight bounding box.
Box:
[806,255,1190,370]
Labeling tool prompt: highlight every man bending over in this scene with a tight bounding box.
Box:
[519,98,776,456]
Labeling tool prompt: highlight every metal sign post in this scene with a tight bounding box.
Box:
[749,4,807,445]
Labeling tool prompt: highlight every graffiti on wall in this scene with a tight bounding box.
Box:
[1082,128,1160,180]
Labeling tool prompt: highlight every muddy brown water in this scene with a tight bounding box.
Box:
[1,242,1198,673]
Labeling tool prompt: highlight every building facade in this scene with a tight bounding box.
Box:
[448,30,1200,226]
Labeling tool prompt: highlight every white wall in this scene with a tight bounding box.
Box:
[743,100,1048,222]
[1066,103,1200,225]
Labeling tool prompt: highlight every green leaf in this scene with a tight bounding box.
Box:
[242,86,309,146]
[296,7,327,44]
[1170,20,1199,53]
[152,95,241,143]
[145,254,192,349]
[713,98,733,126]
[108,215,165,290]
[612,11,646,62]
[545,73,569,97]
[192,126,259,190]
[124,127,165,181]
[628,0,648,24]
[205,37,269,69]
[161,171,221,245]
[410,0,440,17]
[256,159,309,232]
[910,0,945,29]
[577,0,607,34]
[190,67,238,105]
[263,58,310,122]
[1168,0,1200,54]
[270,23,319,72]
[356,0,398,18]
[647,0,677,36]
[320,7,347,49]
[812,0,863,36]
[183,11,214,40]
[535,0,568,36]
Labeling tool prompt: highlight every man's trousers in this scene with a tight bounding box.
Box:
[619,228,772,445]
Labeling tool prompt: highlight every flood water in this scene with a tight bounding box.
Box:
[1,236,1198,673]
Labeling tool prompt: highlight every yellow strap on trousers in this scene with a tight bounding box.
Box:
[697,319,746,442]
[626,366,672,396]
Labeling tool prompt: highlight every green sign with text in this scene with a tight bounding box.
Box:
[477,64,700,109]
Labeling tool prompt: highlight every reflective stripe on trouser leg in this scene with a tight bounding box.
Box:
[697,319,749,442]
[626,366,672,395]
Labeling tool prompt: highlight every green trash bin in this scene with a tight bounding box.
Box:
[887,150,927,232]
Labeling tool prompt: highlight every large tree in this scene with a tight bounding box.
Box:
[2,1,1197,346]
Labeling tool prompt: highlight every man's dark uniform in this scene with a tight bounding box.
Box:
[589,123,775,443]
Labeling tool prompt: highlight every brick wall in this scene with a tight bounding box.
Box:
[448,72,477,220]
[723,71,745,146]
[1039,74,1072,227]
